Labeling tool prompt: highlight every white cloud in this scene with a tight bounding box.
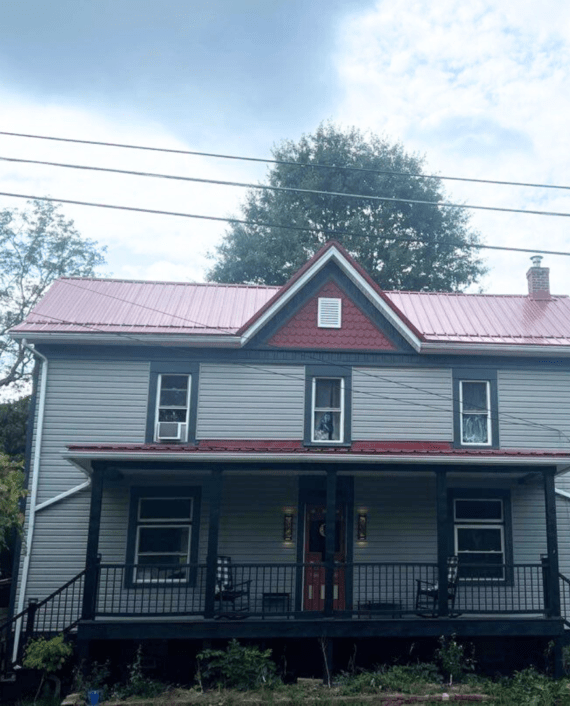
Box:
[334,0,570,294]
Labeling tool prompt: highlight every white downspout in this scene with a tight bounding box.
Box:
[12,340,48,663]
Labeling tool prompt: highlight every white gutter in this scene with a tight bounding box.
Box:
[10,332,242,347]
[12,341,48,663]
[420,342,570,357]
[556,488,570,501]
[35,478,90,512]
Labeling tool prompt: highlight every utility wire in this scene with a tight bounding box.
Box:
[2,191,570,259]
[2,154,570,219]
[2,129,570,193]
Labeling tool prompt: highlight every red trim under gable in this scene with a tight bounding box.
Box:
[268,280,397,350]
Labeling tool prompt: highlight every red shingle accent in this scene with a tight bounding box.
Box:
[268,281,396,350]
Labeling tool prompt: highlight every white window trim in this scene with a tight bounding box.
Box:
[311,376,345,443]
[453,498,505,580]
[459,380,492,446]
[154,373,191,442]
[133,496,193,584]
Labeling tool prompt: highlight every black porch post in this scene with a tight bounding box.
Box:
[81,462,104,621]
[204,467,223,619]
[324,469,337,617]
[543,468,561,618]
[436,470,449,617]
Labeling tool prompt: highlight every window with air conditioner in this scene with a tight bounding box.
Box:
[155,374,191,442]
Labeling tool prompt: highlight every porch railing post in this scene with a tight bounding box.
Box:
[324,469,337,617]
[544,468,561,618]
[204,467,223,619]
[436,470,449,617]
[81,463,104,621]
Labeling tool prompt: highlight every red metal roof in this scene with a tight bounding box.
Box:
[10,277,279,335]
[10,241,570,348]
[385,291,570,346]
[66,440,570,459]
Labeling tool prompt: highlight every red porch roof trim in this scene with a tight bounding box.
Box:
[66,439,570,461]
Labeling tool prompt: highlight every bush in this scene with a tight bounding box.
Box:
[196,640,279,691]
[435,634,475,684]
[111,645,168,699]
[339,662,442,695]
[23,634,73,674]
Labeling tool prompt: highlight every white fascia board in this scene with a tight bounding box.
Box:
[63,450,570,467]
[420,342,570,357]
[10,332,242,347]
[239,246,422,350]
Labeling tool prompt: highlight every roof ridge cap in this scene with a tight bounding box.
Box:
[58,276,281,290]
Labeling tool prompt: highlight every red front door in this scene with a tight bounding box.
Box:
[303,505,346,611]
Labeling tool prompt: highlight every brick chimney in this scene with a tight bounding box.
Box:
[526,255,550,300]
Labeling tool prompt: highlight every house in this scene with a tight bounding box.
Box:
[3,241,570,677]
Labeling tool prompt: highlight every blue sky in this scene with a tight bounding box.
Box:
[1,0,569,294]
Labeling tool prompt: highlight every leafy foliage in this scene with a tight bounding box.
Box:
[0,452,26,552]
[0,395,30,458]
[338,663,443,695]
[0,199,106,391]
[110,645,167,699]
[435,634,476,684]
[23,634,73,674]
[196,639,279,691]
[208,123,486,292]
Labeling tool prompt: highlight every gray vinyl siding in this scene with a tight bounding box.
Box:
[352,368,453,440]
[18,357,150,608]
[498,369,570,449]
[197,364,305,439]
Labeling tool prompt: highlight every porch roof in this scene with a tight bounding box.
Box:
[65,440,570,470]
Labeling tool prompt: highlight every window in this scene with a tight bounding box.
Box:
[126,486,201,586]
[304,366,351,446]
[452,370,498,448]
[460,381,491,445]
[312,377,344,442]
[318,297,342,328]
[155,374,190,442]
[146,363,199,444]
[451,491,511,581]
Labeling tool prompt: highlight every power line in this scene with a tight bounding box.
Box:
[2,154,570,219]
[2,129,570,193]
[2,191,570,258]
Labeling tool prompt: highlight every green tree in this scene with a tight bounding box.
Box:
[0,395,30,459]
[0,453,25,553]
[208,123,486,291]
[0,199,106,390]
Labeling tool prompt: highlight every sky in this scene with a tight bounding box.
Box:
[0,0,569,295]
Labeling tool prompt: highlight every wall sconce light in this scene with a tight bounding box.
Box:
[283,512,294,542]
[357,512,367,541]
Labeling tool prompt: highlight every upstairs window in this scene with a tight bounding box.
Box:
[155,374,191,442]
[460,380,491,445]
[453,498,505,579]
[312,377,344,443]
[318,297,342,328]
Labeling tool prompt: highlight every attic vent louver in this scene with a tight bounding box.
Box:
[318,297,342,328]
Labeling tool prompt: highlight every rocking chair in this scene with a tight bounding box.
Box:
[214,556,251,619]
[416,556,459,617]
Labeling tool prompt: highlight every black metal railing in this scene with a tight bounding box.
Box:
[559,573,570,627]
[0,569,85,673]
[91,560,551,620]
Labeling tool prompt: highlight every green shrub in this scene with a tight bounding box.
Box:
[435,634,475,684]
[23,634,73,674]
[339,662,442,695]
[111,645,168,699]
[487,668,570,706]
[196,639,279,691]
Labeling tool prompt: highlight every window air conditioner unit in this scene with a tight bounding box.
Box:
[156,422,187,442]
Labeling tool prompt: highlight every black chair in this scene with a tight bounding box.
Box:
[214,556,251,618]
[416,556,459,617]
